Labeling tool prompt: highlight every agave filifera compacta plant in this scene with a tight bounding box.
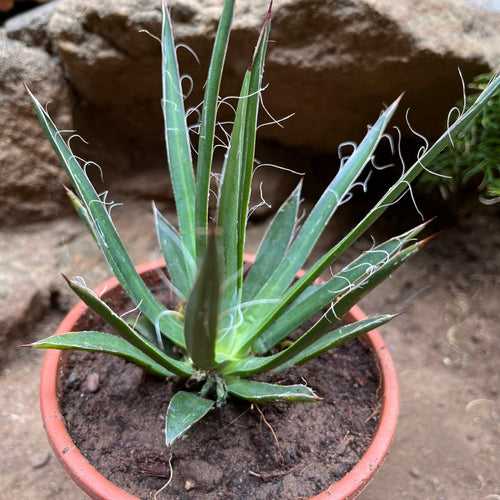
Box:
[29,0,499,446]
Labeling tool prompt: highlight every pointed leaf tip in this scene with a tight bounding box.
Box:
[31,331,174,378]
[419,232,440,248]
[24,82,35,97]
[61,273,71,286]
[227,379,319,403]
[384,93,403,118]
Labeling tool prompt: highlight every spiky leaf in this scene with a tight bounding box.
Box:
[275,314,394,371]
[217,71,251,311]
[161,0,196,257]
[32,331,172,378]
[253,220,429,353]
[27,88,184,348]
[236,8,272,289]
[184,231,221,369]
[125,315,158,346]
[195,0,235,254]
[243,181,302,301]
[65,277,193,376]
[154,204,196,299]
[224,314,394,377]
[226,378,319,403]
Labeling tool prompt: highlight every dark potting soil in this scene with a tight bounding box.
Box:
[59,269,381,499]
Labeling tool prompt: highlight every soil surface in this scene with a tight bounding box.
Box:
[60,271,380,500]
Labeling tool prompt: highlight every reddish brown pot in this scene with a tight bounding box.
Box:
[40,257,399,500]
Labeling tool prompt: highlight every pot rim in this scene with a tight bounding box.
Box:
[40,257,399,500]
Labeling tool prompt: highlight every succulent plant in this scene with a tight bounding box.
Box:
[28,0,499,446]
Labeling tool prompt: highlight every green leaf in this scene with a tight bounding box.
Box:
[64,187,97,242]
[226,378,319,403]
[195,0,235,255]
[64,276,193,376]
[26,88,184,348]
[184,231,221,370]
[252,220,429,353]
[165,391,214,446]
[32,331,172,378]
[236,8,272,291]
[125,315,158,346]
[225,242,414,376]
[243,181,302,302]
[275,314,394,371]
[271,246,418,367]
[254,95,402,302]
[225,315,394,377]
[217,71,251,312]
[235,240,420,363]
[161,0,196,257]
[154,204,196,299]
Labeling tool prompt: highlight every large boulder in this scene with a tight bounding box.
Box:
[2,0,499,227]
[0,34,71,224]
[3,0,62,50]
[0,200,160,361]
[46,0,500,161]
[0,219,60,362]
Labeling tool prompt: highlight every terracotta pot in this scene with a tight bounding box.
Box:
[40,258,399,500]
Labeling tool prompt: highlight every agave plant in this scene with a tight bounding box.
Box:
[28,0,499,446]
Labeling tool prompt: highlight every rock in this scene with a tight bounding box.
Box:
[30,451,51,469]
[184,479,195,491]
[0,219,74,361]
[181,459,223,491]
[110,167,175,207]
[108,141,302,221]
[4,1,61,51]
[0,224,55,363]
[1,0,499,231]
[46,0,499,166]
[410,466,422,479]
[0,35,72,225]
[83,372,100,393]
[111,364,144,396]
[0,200,164,355]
